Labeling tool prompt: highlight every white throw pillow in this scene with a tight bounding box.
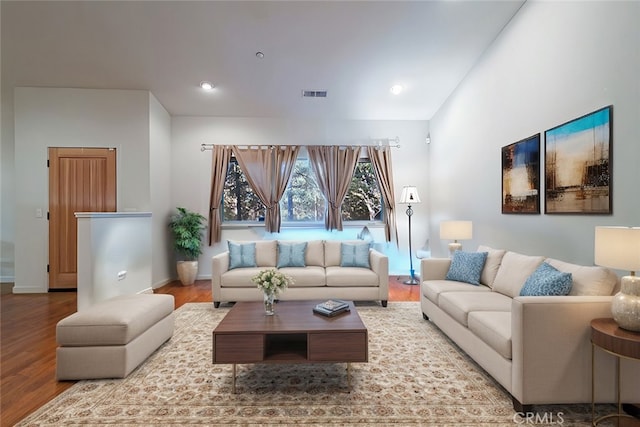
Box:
[492,251,545,298]
[477,245,506,288]
[545,258,617,296]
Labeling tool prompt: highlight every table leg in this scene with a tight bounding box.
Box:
[592,343,595,425]
[347,363,351,392]
[232,364,236,394]
[616,356,621,417]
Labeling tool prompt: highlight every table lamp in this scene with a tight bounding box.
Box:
[594,226,640,331]
[440,220,472,257]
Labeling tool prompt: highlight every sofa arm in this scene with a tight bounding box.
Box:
[211,252,230,304]
[510,295,637,405]
[369,249,389,299]
[420,258,451,281]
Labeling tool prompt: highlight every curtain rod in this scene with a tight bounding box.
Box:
[200,137,400,151]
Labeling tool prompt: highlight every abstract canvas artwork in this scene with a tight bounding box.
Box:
[502,134,540,214]
[545,106,612,214]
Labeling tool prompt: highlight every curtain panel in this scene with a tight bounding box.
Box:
[233,146,299,233]
[307,145,360,231]
[271,146,300,232]
[367,146,398,245]
[208,145,232,245]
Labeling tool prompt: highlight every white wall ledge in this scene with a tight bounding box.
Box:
[75,212,152,218]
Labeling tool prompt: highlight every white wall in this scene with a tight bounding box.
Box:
[170,117,430,276]
[1,81,16,283]
[149,94,173,288]
[13,88,153,292]
[428,1,640,264]
[0,1,12,283]
[76,213,152,311]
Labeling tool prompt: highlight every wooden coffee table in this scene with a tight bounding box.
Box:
[212,300,368,393]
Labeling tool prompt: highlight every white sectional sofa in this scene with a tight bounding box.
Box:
[211,240,389,308]
[420,246,640,412]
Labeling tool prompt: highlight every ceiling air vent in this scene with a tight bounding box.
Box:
[302,90,327,98]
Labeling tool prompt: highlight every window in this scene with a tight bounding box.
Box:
[222,156,382,223]
[342,160,382,221]
[280,159,325,222]
[222,159,265,221]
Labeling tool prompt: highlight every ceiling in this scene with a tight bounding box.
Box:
[1,1,525,121]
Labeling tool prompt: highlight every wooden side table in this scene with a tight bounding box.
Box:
[591,318,640,426]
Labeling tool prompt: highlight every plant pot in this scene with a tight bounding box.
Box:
[177,260,198,286]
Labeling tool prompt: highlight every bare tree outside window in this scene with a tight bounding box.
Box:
[280,159,325,221]
[222,160,265,221]
[343,161,382,221]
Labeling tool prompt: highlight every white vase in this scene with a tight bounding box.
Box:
[176,261,198,286]
[263,292,275,316]
[611,276,640,332]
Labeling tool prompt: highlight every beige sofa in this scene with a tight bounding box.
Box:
[211,240,388,308]
[420,246,640,412]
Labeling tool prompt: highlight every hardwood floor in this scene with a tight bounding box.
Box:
[0,277,418,426]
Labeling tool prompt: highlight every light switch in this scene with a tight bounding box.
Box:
[35,208,43,218]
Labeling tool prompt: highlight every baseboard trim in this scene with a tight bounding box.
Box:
[11,286,47,294]
[152,278,172,289]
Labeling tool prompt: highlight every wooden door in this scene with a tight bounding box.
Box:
[48,147,117,289]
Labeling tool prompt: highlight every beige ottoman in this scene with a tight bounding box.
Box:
[56,294,175,380]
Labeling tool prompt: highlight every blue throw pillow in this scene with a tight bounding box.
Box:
[228,241,257,270]
[445,251,488,285]
[520,262,572,296]
[277,242,307,268]
[340,243,370,268]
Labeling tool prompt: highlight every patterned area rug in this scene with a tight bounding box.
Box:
[18,302,603,426]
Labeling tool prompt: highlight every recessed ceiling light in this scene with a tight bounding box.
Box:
[199,81,214,91]
[390,84,404,95]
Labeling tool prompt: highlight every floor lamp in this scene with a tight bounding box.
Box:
[400,186,421,285]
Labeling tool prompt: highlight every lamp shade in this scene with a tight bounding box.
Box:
[440,220,473,240]
[594,226,640,272]
[399,186,421,204]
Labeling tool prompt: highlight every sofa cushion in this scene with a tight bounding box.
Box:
[445,251,487,285]
[438,292,512,327]
[277,242,307,268]
[477,245,506,288]
[324,240,364,267]
[546,258,617,296]
[221,267,264,287]
[467,311,512,359]
[422,280,491,305]
[278,266,326,287]
[255,240,278,267]
[520,262,572,296]
[325,266,378,287]
[56,294,174,346]
[340,242,370,268]
[228,241,257,270]
[304,240,325,267]
[492,251,545,298]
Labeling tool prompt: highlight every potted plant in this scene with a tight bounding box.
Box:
[168,207,206,285]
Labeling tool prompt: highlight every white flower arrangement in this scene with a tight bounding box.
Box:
[251,268,293,295]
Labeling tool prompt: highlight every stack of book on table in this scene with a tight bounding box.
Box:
[313,299,350,317]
